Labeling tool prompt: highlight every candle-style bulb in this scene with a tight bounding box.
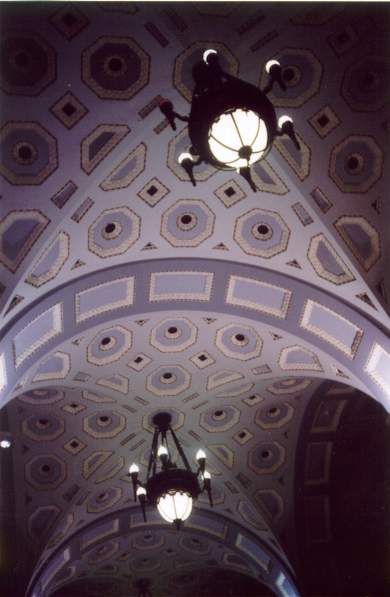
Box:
[157,445,168,457]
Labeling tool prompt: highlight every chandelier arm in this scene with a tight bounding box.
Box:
[239,166,257,192]
[268,63,286,92]
[203,477,213,507]
[202,477,214,508]
[140,495,147,522]
[180,158,197,187]
[152,440,158,477]
[169,426,192,472]
[147,426,159,480]
[207,488,214,507]
[172,111,190,123]
[262,79,274,95]
[132,478,138,501]
[190,155,203,166]
[159,99,189,130]
[276,122,301,151]
[161,429,170,469]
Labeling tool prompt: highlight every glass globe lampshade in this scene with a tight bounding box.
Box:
[208,108,268,169]
[157,489,193,523]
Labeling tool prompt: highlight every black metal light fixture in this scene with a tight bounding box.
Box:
[129,412,213,529]
[160,49,300,192]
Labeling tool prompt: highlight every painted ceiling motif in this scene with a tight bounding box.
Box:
[0,3,389,597]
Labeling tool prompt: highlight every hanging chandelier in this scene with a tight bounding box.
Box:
[129,412,213,529]
[160,49,300,192]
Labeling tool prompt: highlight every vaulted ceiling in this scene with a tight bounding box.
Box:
[0,2,389,597]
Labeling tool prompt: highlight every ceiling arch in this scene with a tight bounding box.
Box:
[27,507,298,597]
[1,259,390,412]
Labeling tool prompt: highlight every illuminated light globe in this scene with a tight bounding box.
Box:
[208,108,269,169]
[157,489,193,525]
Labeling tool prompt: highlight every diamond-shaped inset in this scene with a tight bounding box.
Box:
[127,353,152,372]
[308,105,340,139]
[63,437,86,455]
[137,177,170,207]
[190,350,215,370]
[50,92,88,129]
[62,402,86,415]
[213,179,246,208]
[50,4,89,40]
[233,428,253,446]
[242,393,264,407]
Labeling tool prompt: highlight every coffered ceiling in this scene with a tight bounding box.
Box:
[0,2,389,596]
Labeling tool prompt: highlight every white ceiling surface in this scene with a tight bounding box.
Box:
[0,2,389,595]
